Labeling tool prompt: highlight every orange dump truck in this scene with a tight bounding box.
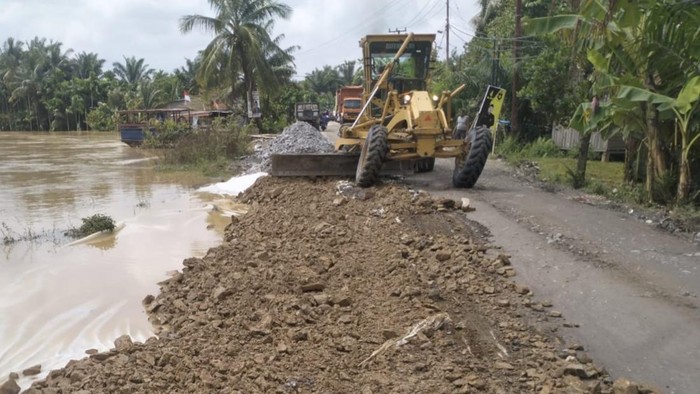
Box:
[334,85,363,124]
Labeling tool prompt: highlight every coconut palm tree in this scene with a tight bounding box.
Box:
[73,52,105,79]
[174,57,201,95]
[304,66,342,95]
[336,61,356,86]
[0,38,25,129]
[179,0,293,119]
[112,56,154,88]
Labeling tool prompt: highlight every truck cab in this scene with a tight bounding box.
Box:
[294,102,320,129]
[335,86,363,124]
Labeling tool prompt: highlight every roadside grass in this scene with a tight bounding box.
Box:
[495,136,700,231]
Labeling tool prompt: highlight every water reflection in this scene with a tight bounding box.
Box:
[0,131,232,388]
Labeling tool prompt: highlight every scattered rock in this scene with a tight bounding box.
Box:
[0,378,20,394]
[212,286,232,300]
[459,198,471,212]
[497,299,511,307]
[494,361,514,370]
[142,294,155,305]
[514,285,530,295]
[114,335,133,353]
[22,365,41,376]
[612,378,640,394]
[435,252,451,262]
[300,283,325,292]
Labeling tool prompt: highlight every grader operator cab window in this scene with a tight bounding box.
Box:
[369,40,431,92]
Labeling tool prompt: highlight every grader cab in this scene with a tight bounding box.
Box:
[271,33,496,188]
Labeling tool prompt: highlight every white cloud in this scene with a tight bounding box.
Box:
[0,0,479,77]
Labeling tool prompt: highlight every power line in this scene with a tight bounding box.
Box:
[451,2,474,26]
[295,0,404,56]
[403,0,441,29]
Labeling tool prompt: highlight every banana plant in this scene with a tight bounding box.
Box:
[616,77,700,201]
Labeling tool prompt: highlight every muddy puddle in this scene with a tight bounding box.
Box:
[0,131,253,387]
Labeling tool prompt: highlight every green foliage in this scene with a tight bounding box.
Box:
[179,0,294,116]
[143,119,191,148]
[494,135,521,157]
[520,39,588,126]
[157,116,252,176]
[495,135,563,160]
[69,214,116,238]
[651,172,678,206]
[86,102,116,131]
[522,137,563,158]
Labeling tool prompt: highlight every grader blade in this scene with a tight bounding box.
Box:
[270,153,414,177]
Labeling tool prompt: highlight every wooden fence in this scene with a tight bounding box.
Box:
[552,124,625,159]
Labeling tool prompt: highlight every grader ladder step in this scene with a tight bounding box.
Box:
[270,153,414,177]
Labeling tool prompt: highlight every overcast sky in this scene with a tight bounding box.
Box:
[0,0,480,80]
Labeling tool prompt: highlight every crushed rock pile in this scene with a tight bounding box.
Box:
[20,177,660,394]
[255,121,334,172]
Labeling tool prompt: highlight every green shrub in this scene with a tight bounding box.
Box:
[143,119,191,148]
[86,103,116,131]
[495,135,522,157]
[522,137,564,158]
[69,214,116,238]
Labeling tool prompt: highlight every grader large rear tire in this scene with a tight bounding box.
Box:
[355,125,388,187]
[453,126,492,188]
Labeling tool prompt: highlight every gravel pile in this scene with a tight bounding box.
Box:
[257,121,334,171]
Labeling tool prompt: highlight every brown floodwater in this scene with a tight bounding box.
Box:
[0,131,242,387]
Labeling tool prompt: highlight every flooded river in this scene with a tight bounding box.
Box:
[0,132,241,387]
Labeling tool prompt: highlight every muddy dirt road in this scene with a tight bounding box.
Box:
[400,148,700,394]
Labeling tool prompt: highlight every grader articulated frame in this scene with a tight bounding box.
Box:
[272,32,494,188]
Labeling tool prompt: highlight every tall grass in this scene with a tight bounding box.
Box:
[152,117,254,176]
[495,135,563,161]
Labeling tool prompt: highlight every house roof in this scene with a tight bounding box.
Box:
[158,96,229,111]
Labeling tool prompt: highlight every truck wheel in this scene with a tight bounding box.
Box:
[355,125,388,187]
[452,126,492,188]
[414,157,436,173]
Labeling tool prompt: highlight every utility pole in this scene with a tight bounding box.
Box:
[491,42,501,86]
[445,0,450,63]
[389,28,406,34]
[511,0,522,136]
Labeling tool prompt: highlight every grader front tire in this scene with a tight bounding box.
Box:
[355,125,388,187]
[452,126,492,188]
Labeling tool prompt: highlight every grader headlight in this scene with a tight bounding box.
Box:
[401,94,412,105]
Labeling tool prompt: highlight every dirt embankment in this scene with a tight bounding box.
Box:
[18,177,657,393]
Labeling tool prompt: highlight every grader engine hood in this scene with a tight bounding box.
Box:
[407,91,441,130]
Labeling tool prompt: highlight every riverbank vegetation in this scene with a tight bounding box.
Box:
[67,214,116,238]
[1,0,697,208]
[145,116,253,176]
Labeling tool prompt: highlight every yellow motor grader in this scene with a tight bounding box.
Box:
[271,32,495,188]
